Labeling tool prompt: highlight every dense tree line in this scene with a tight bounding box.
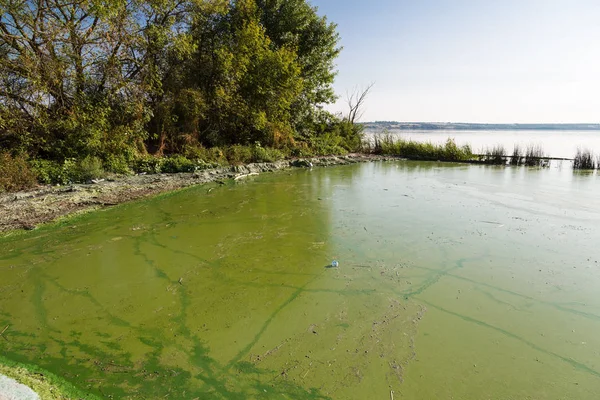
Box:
[0,0,361,177]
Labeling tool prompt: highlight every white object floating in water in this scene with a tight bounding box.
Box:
[331,260,339,268]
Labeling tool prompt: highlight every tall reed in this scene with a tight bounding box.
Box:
[573,148,596,170]
[510,145,523,166]
[373,135,473,161]
[482,145,507,165]
[523,144,546,167]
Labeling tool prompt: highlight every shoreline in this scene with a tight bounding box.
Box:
[0,154,391,235]
[0,355,100,400]
[0,373,39,400]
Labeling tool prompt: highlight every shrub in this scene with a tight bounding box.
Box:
[74,156,105,182]
[102,154,132,175]
[307,134,347,156]
[225,145,254,165]
[160,155,196,173]
[30,159,65,184]
[0,153,37,192]
[251,143,286,163]
[30,157,105,184]
[132,155,164,174]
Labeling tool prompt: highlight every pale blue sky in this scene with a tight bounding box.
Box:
[309,0,600,123]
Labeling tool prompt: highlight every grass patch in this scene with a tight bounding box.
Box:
[573,148,596,170]
[372,135,473,161]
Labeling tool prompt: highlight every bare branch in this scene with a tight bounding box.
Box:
[345,82,374,124]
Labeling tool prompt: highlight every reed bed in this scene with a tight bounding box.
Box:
[481,145,507,165]
[573,148,596,170]
[523,144,546,167]
[367,134,563,169]
[372,135,473,162]
[510,145,523,166]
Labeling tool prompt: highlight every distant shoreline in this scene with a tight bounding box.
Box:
[363,122,600,131]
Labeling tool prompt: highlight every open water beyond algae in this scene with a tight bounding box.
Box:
[1,161,600,399]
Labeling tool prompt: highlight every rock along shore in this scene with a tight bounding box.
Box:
[0,154,392,234]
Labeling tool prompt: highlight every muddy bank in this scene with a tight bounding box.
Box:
[0,154,389,233]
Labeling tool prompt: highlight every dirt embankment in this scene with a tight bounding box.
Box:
[0,154,388,233]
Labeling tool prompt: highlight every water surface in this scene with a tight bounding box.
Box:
[1,162,599,399]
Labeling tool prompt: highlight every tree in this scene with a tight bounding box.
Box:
[155,0,304,149]
[254,0,341,136]
[0,0,194,159]
[345,83,374,124]
[0,0,347,162]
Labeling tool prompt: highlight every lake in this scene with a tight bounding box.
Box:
[1,161,599,399]
[365,129,600,159]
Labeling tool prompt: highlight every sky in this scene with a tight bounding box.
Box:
[309,0,600,123]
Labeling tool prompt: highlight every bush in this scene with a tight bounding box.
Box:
[0,153,37,192]
[251,143,286,163]
[307,134,348,156]
[74,156,105,182]
[102,154,132,175]
[331,121,363,152]
[31,158,77,185]
[30,157,105,184]
[30,159,65,184]
[160,155,196,173]
[132,155,164,174]
[225,145,254,165]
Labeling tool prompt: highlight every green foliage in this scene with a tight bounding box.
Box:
[0,153,37,192]
[255,0,341,134]
[298,112,362,155]
[76,156,105,182]
[221,143,286,165]
[132,155,165,174]
[373,135,473,161]
[0,0,353,176]
[251,143,286,162]
[30,157,105,184]
[306,135,348,156]
[102,154,132,175]
[225,145,254,165]
[160,155,197,173]
[30,160,65,185]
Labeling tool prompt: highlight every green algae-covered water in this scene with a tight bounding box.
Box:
[1,161,600,399]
